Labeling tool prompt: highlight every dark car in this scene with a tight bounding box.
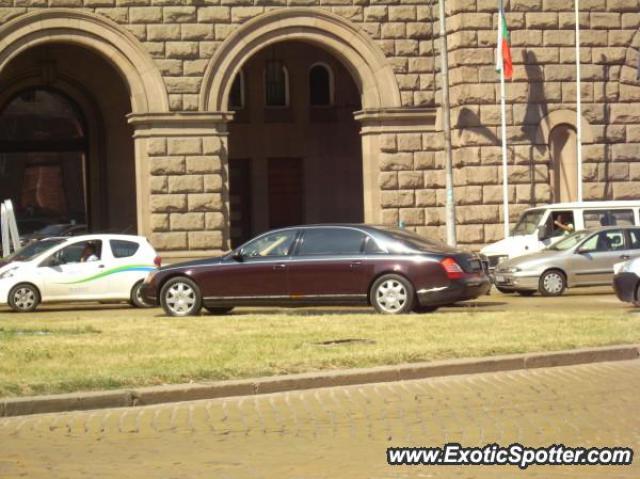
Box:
[142,225,491,316]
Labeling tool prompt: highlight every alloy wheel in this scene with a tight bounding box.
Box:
[375,279,408,313]
[165,282,197,315]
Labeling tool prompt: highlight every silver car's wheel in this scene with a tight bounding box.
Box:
[539,270,566,297]
[634,282,640,307]
[370,274,414,314]
[160,277,202,317]
[8,283,40,313]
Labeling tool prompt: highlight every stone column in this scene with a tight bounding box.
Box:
[354,107,439,232]
[128,112,233,261]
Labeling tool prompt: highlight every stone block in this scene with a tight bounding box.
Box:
[151,194,187,213]
[231,6,265,22]
[147,25,180,41]
[379,134,397,153]
[381,209,399,226]
[150,176,168,193]
[525,12,557,28]
[163,6,196,22]
[398,171,424,189]
[462,166,498,185]
[166,42,199,59]
[414,151,436,170]
[150,157,185,175]
[456,224,484,243]
[198,6,230,22]
[456,186,482,205]
[364,6,386,21]
[203,137,225,155]
[396,133,422,151]
[189,231,224,250]
[151,214,169,232]
[188,193,223,212]
[203,174,223,192]
[612,143,640,161]
[415,190,437,207]
[170,212,204,230]
[151,232,188,251]
[399,208,424,226]
[168,175,203,193]
[381,191,414,208]
[205,212,226,229]
[483,184,516,204]
[380,152,413,171]
[613,182,639,199]
[388,5,415,21]
[183,59,209,76]
[381,23,405,39]
[379,172,398,189]
[590,12,620,29]
[181,24,214,41]
[129,7,161,22]
[168,138,202,155]
[95,7,128,22]
[148,138,167,156]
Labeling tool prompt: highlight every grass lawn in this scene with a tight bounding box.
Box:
[1,303,639,397]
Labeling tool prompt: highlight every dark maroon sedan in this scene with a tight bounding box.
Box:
[141,225,491,316]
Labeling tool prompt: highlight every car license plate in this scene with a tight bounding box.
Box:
[496,275,506,283]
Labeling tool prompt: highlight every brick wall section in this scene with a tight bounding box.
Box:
[147,135,227,251]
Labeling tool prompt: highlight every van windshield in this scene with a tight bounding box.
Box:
[512,210,545,236]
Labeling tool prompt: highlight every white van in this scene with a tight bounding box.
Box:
[480,201,640,270]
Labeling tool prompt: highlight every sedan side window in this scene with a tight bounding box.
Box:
[580,231,624,253]
[297,228,366,255]
[627,229,640,249]
[242,231,297,258]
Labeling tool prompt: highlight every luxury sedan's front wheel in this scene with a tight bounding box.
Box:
[634,282,640,307]
[160,277,202,317]
[8,283,41,313]
[539,270,566,297]
[370,274,415,314]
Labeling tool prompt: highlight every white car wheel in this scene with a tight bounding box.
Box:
[8,284,41,313]
[160,277,202,317]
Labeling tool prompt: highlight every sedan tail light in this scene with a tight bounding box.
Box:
[154,255,162,268]
[440,257,464,279]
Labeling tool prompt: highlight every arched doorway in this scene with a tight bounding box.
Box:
[0,43,137,234]
[227,41,364,245]
[549,124,578,203]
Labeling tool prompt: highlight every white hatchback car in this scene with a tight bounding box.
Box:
[0,235,160,312]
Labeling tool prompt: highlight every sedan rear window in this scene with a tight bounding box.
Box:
[298,228,366,255]
[110,240,140,258]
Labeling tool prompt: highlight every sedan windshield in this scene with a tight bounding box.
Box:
[512,209,545,236]
[5,239,65,262]
[547,230,591,251]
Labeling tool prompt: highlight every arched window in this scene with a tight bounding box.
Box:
[309,63,333,106]
[0,89,87,224]
[264,60,289,107]
[228,69,245,110]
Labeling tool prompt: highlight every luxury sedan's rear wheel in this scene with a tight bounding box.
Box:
[8,283,40,313]
[130,280,152,308]
[160,277,202,317]
[204,306,234,315]
[370,274,415,314]
[539,270,566,297]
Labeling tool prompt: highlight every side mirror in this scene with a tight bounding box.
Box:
[537,225,547,241]
[576,247,592,255]
[232,249,245,262]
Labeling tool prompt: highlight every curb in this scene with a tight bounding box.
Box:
[2,344,638,417]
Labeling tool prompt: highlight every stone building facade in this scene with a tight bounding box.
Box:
[0,0,638,258]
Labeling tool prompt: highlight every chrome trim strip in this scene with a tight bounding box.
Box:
[417,286,448,293]
[203,294,366,300]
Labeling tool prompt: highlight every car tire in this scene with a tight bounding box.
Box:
[516,290,536,297]
[130,281,152,308]
[539,270,566,297]
[496,286,514,294]
[160,277,202,317]
[204,306,234,315]
[370,274,415,314]
[634,282,640,308]
[8,283,41,313]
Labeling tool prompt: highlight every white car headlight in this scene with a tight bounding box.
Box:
[0,267,18,280]
[507,267,521,273]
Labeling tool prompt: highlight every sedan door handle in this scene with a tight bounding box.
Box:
[273,264,287,271]
[350,261,363,269]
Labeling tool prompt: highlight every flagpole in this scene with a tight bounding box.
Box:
[575,0,583,202]
[498,0,510,238]
[438,0,457,247]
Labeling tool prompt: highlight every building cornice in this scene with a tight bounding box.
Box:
[127,112,234,138]
[354,107,437,135]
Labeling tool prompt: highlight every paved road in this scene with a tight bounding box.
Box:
[1,360,638,478]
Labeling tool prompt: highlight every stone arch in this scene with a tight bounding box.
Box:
[0,9,168,113]
[200,8,401,112]
[537,109,593,146]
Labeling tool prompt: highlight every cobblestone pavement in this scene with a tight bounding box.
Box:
[1,360,639,478]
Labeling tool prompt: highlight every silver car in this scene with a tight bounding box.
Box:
[494,226,640,296]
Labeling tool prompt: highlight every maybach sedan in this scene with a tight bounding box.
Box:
[0,234,160,312]
[141,225,491,316]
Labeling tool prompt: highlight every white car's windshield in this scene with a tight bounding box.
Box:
[512,210,545,236]
[6,239,65,262]
[547,231,591,251]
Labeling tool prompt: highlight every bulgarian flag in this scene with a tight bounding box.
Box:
[496,3,513,80]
